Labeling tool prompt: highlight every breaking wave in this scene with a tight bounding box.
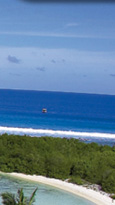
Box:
[0,126,115,139]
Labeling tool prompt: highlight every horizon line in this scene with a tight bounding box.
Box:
[0,88,115,96]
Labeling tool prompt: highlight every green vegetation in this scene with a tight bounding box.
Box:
[111,195,115,200]
[1,187,38,205]
[0,134,115,193]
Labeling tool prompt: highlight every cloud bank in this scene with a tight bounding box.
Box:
[36,67,45,72]
[7,55,21,64]
[110,74,115,77]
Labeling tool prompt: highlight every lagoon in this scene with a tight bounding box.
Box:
[0,174,94,205]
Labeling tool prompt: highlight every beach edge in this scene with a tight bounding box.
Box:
[0,171,114,205]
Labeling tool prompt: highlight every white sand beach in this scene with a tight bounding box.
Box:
[1,172,114,205]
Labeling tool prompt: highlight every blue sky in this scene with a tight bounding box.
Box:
[0,0,115,95]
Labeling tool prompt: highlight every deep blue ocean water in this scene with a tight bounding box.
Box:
[0,89,114,205]
[0,89,115,146]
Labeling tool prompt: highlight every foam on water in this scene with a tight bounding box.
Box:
[0,126,115,139]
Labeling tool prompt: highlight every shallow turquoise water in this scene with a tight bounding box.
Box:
[0,175,95,205]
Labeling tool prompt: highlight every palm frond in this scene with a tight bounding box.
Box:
[1,187,38,205]
[28,188,38,205]
[1,192,17,205]
[17,188,27,205]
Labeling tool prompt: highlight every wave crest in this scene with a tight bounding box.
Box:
[0,126,115,139]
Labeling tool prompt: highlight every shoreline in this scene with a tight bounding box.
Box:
[0,172,114,205]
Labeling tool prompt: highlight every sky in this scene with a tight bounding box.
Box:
[0,0,115,95]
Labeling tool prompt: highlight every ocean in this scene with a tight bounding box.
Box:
[0,89,115,146]
[0,89,114,205]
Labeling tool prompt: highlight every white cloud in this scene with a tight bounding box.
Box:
[0,30,114,39]
[66,23,79,27]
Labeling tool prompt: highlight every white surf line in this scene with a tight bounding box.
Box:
[0,126,115,139]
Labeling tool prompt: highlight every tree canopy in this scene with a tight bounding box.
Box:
[0,134,115,193]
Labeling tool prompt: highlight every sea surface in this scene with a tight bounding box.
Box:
[0,89,115,146]
[0,89,114,205]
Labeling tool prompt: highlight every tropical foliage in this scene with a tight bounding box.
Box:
[0,134,115,193]
[1,188,38,205]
